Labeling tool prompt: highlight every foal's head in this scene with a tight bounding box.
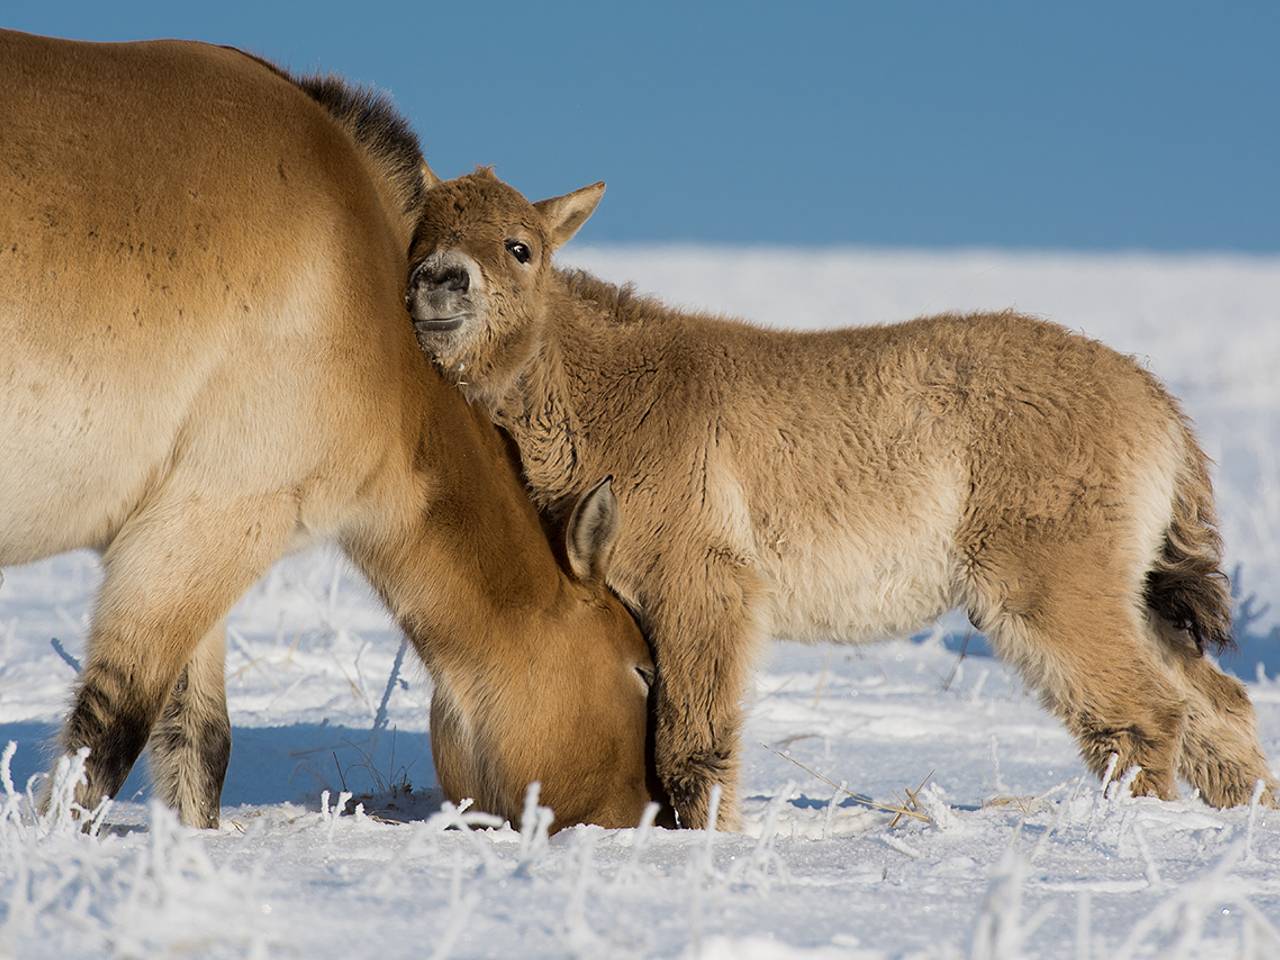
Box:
[405,166,603,402]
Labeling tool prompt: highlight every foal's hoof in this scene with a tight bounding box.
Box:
[1127,769,1178,802]
[658,749,738,830]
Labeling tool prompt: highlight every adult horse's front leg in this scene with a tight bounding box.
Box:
[57,491,293,823]
[647,548,764,831]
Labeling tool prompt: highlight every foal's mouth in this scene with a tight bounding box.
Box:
[413,315,468,333]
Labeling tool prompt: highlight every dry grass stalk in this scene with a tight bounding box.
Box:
[888,770,935,828]
[760,742,932,825]
[940,629,974,692]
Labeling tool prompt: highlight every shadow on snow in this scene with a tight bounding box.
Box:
[0,720,436,810]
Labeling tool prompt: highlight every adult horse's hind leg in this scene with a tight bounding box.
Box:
[59,490,293,819]
[1163,632,1277,806]
[971,552,1188,799]
[147,621,232,828]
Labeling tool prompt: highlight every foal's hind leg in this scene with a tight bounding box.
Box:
[1163,632,1277,806]
[59,492,292,818]
[147,621,232,828]
[974,563,1187,799]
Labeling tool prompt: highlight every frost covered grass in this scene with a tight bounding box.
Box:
[1,745,269,958]
[4,696,1280,958]
[1,249,1279,957]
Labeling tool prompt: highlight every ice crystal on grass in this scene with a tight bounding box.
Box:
[0,744,268,958]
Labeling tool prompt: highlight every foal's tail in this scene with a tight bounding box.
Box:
[1143,422,1233,654]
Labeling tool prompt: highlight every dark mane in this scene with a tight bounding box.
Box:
[222,47,425,215]
[293,74,424,215]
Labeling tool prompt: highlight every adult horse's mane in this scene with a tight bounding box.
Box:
[224,45,425,215]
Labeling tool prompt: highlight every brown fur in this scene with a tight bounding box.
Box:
[0,31,667,831]
[406,169,1273,828]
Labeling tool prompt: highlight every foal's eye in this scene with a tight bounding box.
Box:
[635,665,655,689]
[505,239,532,264]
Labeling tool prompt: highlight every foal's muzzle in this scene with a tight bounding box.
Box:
[406,250,480,337]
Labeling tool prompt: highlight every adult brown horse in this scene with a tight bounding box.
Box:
[0,29,664,832]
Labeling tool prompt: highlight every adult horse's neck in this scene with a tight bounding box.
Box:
[342,356,568,674]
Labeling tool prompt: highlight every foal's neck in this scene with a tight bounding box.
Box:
[494,318,593,513]
[497,272,676,515]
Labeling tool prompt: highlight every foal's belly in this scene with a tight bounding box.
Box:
[755,485,965,646]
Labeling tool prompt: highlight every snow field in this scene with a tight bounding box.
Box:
[2,249,1280,958]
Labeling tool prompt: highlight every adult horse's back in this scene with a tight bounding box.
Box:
[0,30,663,831]
[2,33,404,561]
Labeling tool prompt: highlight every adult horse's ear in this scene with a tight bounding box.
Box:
[534,181,605,251]
[566,475,619,582]
[421,159,443,190]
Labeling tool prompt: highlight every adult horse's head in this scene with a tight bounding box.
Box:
[405,166,604,406]
[423,463,668,830]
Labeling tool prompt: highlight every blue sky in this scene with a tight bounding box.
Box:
[8,2,1278,250]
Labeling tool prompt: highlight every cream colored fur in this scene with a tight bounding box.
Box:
[406,170,1273,829]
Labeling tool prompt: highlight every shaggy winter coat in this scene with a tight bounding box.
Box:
[405,169,1274,829]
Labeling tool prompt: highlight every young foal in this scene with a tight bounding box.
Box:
[406,167,1275,829]
[0,32,662,832]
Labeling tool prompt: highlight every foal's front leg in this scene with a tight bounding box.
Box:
[648,550,763,831]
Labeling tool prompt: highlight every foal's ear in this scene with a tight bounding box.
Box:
[534,181,606,251]
[566,475,620,582]
[420,159,443,190]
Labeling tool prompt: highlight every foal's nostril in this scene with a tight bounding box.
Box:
[445,267,470,293]
[408,261,429,290]
[421,265,470,293]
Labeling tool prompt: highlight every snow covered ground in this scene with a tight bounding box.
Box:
[2,249,1279,958]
